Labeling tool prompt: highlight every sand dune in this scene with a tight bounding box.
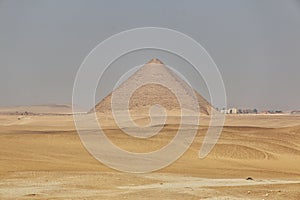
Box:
[0,114,300,199]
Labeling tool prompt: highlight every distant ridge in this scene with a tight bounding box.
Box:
[0,104,76,115]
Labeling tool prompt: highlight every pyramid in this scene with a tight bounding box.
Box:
[94,58,213,115]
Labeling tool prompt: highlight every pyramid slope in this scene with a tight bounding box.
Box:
[94,59,213,115]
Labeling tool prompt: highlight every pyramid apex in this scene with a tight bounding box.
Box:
[147,58,164,64]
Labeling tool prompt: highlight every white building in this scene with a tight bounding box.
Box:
[220,108,237,114]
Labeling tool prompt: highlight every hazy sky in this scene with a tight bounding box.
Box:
[0,0,299,110]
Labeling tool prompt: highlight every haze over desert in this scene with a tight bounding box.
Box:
[1,1,300,199]
[1,59,300,199]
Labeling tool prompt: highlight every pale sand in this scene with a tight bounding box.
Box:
[0,114,300,199]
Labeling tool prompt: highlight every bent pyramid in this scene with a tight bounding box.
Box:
[94,58,213,115]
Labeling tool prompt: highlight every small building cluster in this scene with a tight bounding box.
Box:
[261,110,283,114]
[218,107,287,115]
[238,108,258,114]
[219,108,258,114]
[291,110,300,115]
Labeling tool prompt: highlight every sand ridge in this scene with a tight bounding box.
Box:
[0,110,300,199]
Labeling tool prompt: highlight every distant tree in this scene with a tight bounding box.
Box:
[253,109,258,114]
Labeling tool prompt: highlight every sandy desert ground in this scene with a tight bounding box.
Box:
[0,109,300,199]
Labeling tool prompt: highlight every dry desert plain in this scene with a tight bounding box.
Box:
[0,107,300,199]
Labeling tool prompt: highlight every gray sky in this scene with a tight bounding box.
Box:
[0,0,299,110]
